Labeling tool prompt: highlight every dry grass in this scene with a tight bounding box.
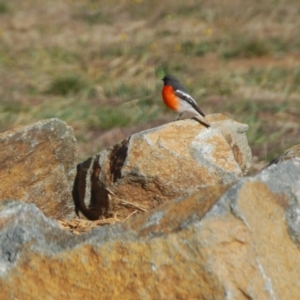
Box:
[58,195,148,234]
[0,0,300,169]
[57,217,122,235]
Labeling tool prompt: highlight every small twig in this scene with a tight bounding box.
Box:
[120,199,147,212]
[105,187,115,195]
[123,210,138,222]
[57,197,147,234]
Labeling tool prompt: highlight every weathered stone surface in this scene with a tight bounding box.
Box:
[264,143,300,169]
[1,160,300,299]
[73,113,252,220]
[0,118,77,219]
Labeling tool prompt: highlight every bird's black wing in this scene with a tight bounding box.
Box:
[175,89,205,117]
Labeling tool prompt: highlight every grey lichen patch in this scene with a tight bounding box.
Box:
[257,160,300,194]
[0,202,59,276]
[204,181,242,218]
[286,196,300,244]
[141,210,166,231]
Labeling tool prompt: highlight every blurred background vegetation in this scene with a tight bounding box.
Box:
[0,0,299,171]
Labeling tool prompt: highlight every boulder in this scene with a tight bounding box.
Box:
[264,144,300,169]
[0,118,77,219]
[73,114,252,220]
[1,160,300,299]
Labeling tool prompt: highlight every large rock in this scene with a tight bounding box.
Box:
[264,144,300,169]
[1,160,300,299]
[73,114,252,220]
[0,118,77,219]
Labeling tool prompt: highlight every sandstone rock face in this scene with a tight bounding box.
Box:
[1,160,300,299]
[264,143,300,169]
[0,118,77,219]
[74,114,252,220]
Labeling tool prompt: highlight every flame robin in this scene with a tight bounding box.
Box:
[162,74,210,127]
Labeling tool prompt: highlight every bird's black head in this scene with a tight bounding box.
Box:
[162,74,180,85]
[162,74,188,92]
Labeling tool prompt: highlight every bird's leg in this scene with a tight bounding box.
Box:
[177,112,183,120]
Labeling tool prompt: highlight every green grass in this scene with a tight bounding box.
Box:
[74,10,112,25]
[0,0,300,167]
[181,40,220,57]
[241,67,300,94]
[222,38,271,59]
[46,75,95,97]
[0,2,8,14]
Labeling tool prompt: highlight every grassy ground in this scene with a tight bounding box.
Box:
[0,0,299,172]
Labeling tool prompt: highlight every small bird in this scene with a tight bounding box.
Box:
[162,74,210,127]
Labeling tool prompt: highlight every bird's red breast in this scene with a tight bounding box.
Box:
[162,85,179,111]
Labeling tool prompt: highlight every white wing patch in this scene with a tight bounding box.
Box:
[174,89,205,116]
[175,89,198,106]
